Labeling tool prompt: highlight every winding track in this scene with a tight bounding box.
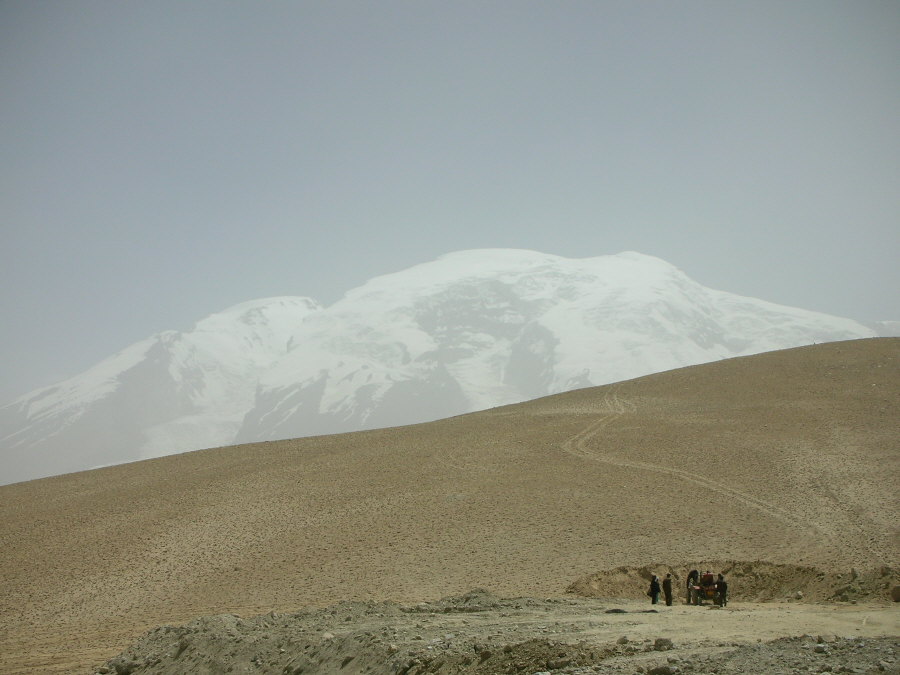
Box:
[559,386,834,549]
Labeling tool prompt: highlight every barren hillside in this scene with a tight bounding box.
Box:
[1,338,897,673]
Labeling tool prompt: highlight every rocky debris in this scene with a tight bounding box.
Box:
[646,666,676,675]
[645,635,900,675]
[401,588,508,614]
[96,591,900,675]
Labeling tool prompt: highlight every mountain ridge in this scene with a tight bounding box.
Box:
[0,249,883,484]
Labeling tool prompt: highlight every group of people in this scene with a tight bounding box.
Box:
[647,570,728,606]
[647,573,675,605]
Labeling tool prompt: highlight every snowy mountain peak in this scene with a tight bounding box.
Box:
[191,296,321,338]
[0,250,882,485]
[341,250,682,307]
[241,250,876,445]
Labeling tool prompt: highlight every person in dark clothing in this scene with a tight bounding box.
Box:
[648,575,661,605]
[715,573,728,606]
[662,573,674,606]
[686,569,699,604]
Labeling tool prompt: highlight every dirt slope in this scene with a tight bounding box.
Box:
[0,338,897,673]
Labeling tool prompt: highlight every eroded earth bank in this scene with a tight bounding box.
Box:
[99,565,899,675]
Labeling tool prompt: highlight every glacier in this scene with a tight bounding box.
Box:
[0,250,882,484]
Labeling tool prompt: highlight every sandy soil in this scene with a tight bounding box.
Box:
[1,338,898,673]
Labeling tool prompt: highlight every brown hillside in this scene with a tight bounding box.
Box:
[1,338,898,673]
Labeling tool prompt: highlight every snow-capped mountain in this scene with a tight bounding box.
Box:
[236,250,876,442]
[0,250,881,484]
[0,297,320,484]
[869,320,900,337]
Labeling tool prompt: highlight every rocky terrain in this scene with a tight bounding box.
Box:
[99,589,898,674]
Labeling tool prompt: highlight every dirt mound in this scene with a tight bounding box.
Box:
[100,594,612,675]
[97,593,900,675]
[567,561,900,603]
[402,588,507,613]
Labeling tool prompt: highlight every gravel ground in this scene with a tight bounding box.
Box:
[98,590,899,675]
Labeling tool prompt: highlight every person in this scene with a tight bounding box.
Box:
[648,575,661,605]
[715,573,728,607]
[662,573,674,606]
[686,569,699,603]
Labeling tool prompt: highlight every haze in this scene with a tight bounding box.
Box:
[1,1,898,403]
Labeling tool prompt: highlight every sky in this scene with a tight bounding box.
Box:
[1,0,898,404]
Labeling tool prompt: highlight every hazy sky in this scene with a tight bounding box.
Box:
[2,1,898,403]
